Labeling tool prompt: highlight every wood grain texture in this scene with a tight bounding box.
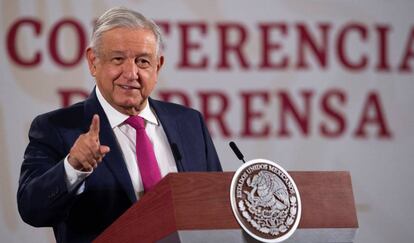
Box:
[94,171,358,242]
[291,171,359,228]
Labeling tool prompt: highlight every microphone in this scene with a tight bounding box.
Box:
[171,143,184,171]
[171,143,182,161]
[229,141,246,163]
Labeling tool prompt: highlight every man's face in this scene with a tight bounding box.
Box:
[86,27,164,115]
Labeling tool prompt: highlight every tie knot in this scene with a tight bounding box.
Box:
[125,116,145,130]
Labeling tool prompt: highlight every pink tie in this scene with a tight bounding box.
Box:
[125,116,161,192]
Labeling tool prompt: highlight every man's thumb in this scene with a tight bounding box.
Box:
[100,145,110,155]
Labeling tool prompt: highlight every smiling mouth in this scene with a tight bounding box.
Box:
[118,85,140,90]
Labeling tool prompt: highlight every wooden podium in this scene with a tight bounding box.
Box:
[94,172,358,243]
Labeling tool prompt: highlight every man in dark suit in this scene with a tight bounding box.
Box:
[17,7,222,243]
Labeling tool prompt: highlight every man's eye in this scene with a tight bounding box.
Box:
[112,57,123,64]
[136,58,151,67]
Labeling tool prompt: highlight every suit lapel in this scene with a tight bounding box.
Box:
[149,98,187,172]
[84,91,137,203]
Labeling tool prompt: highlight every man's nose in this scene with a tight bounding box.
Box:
[123,60,139,80]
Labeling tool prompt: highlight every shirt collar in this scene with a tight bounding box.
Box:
[95,87,159,128]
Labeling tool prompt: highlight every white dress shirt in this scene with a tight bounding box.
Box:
[64,88,177,199]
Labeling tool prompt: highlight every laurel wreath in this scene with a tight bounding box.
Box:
[238,196,297,236]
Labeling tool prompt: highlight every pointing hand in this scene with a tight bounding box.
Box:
[68,114,110,171]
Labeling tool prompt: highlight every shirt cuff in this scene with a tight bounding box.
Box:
[64,155,92,192]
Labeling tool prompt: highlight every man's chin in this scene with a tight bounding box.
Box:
[116,97,144,106]
[115,100,146,114]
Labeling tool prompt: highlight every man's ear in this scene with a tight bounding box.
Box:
[156,55,164,73]
[86,47,97,76]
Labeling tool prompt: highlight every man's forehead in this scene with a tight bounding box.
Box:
[105,50,154,57]
[98,30,157,54]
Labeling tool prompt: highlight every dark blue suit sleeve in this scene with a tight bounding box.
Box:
[197,112,222,171]
[17,115,78,227]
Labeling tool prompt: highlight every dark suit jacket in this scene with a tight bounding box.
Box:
[17,91,222,243]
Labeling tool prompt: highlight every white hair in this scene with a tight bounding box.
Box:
[90,7,163,56]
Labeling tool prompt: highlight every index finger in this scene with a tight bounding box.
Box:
[89,114,100,137]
